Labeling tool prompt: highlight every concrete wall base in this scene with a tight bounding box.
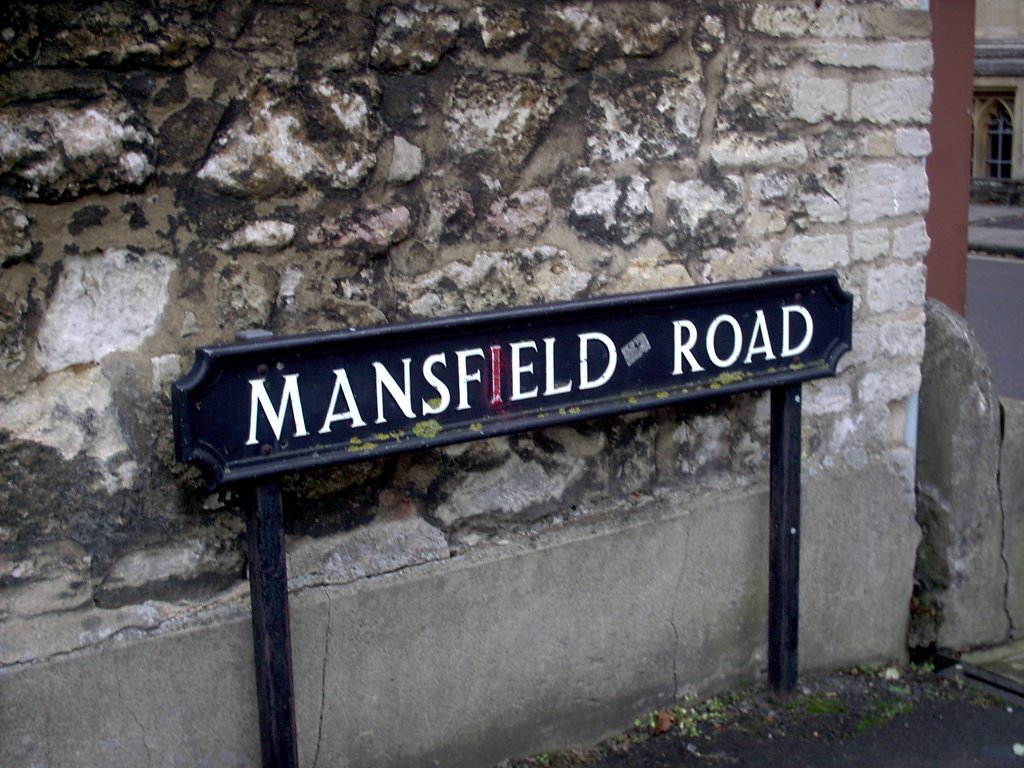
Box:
[1,460,917,768]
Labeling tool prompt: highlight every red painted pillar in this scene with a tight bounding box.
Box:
[925,0,975,315]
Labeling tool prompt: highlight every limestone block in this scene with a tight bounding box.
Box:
[859,363,922,405]
[370,3,460,72]
[387,136,423,184]
[892,220,931,262]
[665,177,742,247]
[0,97,155,201]
[850,162,929,223]
[781,233,850,271]
[811,41,933,72]
[486,188,551,239]
[538,6,605,70]
[587,74,704,163]
[436,451,587,526]
[95,537,245,608]
[896,128,932,158]
[0,541,93,621]
[197,78,379,198]
[4,2,210,69]
[310,205,413,255]
[0,196,32,266]
[397,247,591,317]
[569,176,652,246]
[851,77,933,126]
[915,300,1009,650]
[446,73,561,170]
[709,136,809,169]
[786,75,849,123]
[218,220,296,253]
[1002,398,1024,636]
[609,12,678,57]
[289,516,449,591]
[751,5,811,37]
[470,7,529,51]
[852,227,890,263]
[865,263,926,314]
[36,248,174,372]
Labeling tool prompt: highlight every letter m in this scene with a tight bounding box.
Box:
[246,374,309,446]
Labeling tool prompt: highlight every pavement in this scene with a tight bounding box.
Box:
[969,204,1024,258]
[967,204,1024,399]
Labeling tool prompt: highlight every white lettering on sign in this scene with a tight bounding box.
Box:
[243,303,820,447]
[246,374,309,445]
[672,304,814,376]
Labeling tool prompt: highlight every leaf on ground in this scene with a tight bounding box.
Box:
[653,708,673,736]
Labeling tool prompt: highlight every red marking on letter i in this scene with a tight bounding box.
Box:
[490,345,503,409]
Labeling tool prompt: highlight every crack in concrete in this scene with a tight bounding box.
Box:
[312,586,333,768]
[113,653,153,765]
[668,524,692,699]
[998,402,1015,636]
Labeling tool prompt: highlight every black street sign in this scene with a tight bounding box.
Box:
[173,270,852,487]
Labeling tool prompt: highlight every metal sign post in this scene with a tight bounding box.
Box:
[174,271,852,764]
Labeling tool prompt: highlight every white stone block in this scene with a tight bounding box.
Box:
[709,136,808,168]
[852,227,890,263]
[895,127,932,158]
[850,162,929,223]
[751,5,810,37]
[866,263,926,314]
[36,248,175,372]
[851,77,933,126]
[781,233,850,270]
[787,76,848,123]
[811,41,932,72]
[892,220,931,261]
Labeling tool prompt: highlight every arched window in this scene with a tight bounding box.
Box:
[987,101,1013,179]
[973,94,1016,179]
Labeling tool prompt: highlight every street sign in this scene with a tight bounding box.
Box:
[173,270,852,486]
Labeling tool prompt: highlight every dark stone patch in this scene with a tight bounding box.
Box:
[67,204,109,235]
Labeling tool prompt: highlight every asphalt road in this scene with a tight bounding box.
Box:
[966,253,1024,400]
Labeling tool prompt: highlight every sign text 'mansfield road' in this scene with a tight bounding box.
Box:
[173,271,852,486]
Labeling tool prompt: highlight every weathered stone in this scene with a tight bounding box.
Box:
[486,188,551,239]
[436,451,587,526]
[751,5,811,38]
[218,220,296,253]
[387,136,423,184]
[197,78,380,198]
[850,162,929,223]
[95,537,244,608]
[398,247,591,318]
[786,75,848,123]
[446,73,561,171]
[914,300,1009,651]
[694,13,727,55]
[851,77,933,126]
[0,196,32,266]
[2,1,211,69]
[0,366,130,463]
[1002,398,1024,637]
[608,246,693,294]
[158,99,226,171]
[895,128,932,158]
[665,177,742,248]
[470,6,528,51]
[810,41,932,73]
[289,514,448,590]
[569,176,652,246]
[609,12,678,57]
[537,5,605,70]
[587,74,704,163]
[781,233,850,271]
[892,220,931,262]
[0,540,92,620]
[370,4,460,73]
[710,136,808,169]
[865,263,926,314]
[0,97,155,201]
[213,260,277,331]
[36,248,174,373]
[309,205,413,256]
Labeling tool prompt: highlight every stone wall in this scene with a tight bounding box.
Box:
[1,2,931,765]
